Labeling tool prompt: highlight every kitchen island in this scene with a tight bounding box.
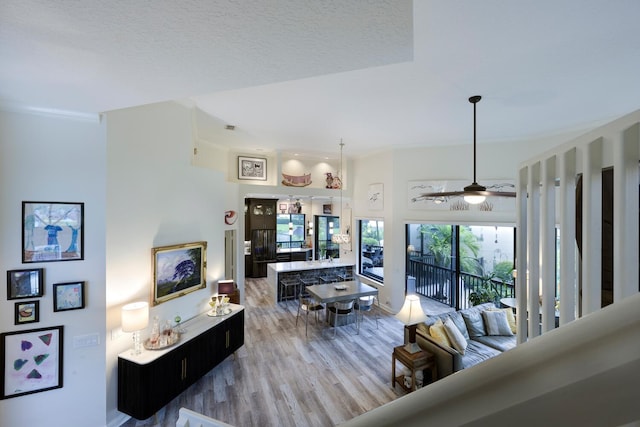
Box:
[267,260,355,304]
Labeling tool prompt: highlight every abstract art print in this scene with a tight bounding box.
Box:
[22,201,84,263]
[152,241,207,305]
[1,326,63,399]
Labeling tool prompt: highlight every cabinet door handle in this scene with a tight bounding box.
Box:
[181,358,187,380]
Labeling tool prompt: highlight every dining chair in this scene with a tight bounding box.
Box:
[328,299,356,337]
[296,292,324,336]
[354,295,379,333]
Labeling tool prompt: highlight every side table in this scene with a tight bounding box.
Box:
[391,345,437,392]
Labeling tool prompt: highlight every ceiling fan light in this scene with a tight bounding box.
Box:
[464,194,486,205]
[463,182,487,204]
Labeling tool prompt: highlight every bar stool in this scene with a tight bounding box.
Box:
[279,275,300,304]
[299,276,319,294]
[337,270,353,281]
[320,274,337,283]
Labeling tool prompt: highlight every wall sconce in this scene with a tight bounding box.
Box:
[329,221,334,234]
[308,220,314,235]
[122,301,149,355]
[288,221,293,235]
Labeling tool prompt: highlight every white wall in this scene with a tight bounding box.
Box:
[351,136,568,314]
[105,102,227,426]
[0,109,107,427]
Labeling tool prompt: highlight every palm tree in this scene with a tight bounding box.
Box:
[421,225,481,272]
[420,225,482,298]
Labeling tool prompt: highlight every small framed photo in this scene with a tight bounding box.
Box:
[323,204,333,214]
[238,156,267,181]
[1,325,64,399]
[53,281,85,312]
[7,268,44,300]
[14,301,39,325]
[152,241,207,306]
[22,201,84,263]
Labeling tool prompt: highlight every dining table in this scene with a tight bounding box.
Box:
[305,280,379,305]
[305,280,379,329]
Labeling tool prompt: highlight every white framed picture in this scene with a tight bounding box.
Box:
[238,156,267,180]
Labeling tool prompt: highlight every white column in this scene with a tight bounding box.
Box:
[559,148,577,325]
[582,138,603,315]
[527,162,541,338]
[516,166,529,344]
[540,156,556,332]
[614,123,640,301]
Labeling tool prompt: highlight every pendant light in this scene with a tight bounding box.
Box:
[331,141,350,244]
[420,96,516,204]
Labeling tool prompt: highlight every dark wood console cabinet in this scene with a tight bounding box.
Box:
[118,306,245,420]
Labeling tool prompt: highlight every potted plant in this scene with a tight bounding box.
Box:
[468,273,499,306]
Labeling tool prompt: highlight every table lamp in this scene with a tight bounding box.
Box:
[122,301,149,355]
[395,294,427,353]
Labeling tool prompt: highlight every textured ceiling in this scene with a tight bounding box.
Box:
[2,1,640,157]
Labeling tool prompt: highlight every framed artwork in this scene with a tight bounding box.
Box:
[53,281,85,312]
[14,301,39,325]
[7,268,44,300]
[22,201,84,263]
[0,325,64,400]
[323,204,332,214]
[238,156,267,181]
[368,183,384,210]
[152,241,207,306]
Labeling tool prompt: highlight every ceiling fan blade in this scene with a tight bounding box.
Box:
[413,189,516,202]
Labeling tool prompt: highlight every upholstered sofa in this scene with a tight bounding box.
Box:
[413,302,517,380]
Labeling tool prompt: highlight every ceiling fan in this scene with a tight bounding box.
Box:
[419,95,516,205]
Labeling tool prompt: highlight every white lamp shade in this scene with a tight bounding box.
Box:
[395,295,427,325]
[122,301,149,332]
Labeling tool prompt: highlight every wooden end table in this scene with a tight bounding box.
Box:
[391,345,436,392]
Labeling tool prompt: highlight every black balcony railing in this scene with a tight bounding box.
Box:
[408,257,515,310]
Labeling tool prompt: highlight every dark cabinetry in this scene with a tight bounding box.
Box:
[118,308,245,420]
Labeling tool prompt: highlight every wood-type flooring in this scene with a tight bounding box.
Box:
[121,278,451,427]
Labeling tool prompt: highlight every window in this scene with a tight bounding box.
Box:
[359,219,384,282]
[315,216,340,260]
[276,214,305,249]
[406,224,515,310]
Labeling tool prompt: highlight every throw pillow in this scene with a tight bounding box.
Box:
[462,310,487,337]
[416,322,430,336]
[444,317,467,354]
[488,307,517,334]
[482,310,514,336]
[429,319,452,348]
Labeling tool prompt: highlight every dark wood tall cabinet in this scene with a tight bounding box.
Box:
[118,307,245,420]
[245,198,277,277]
